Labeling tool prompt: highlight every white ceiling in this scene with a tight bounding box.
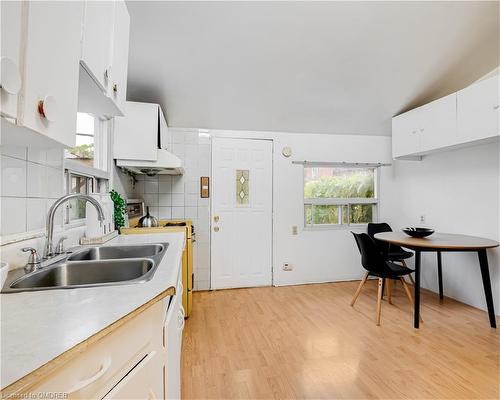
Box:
[126,1,499,136]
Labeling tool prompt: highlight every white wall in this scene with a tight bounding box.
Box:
[209,130,392,286]
[380,142,500,314]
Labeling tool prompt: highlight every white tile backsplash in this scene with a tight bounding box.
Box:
[1,145,64,238]
[27,162,48,198]
[46,166,63,198]
[171,193,184,207]
[1,155,27,197]
[27,147,47,165]
[1,197,27,235]
[1,145,26,160]
[144,179,159,194]
[159,193,172,207]
[172,206,185,219]
[26,198,47,231]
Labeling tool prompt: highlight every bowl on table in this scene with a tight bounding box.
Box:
[402,227,435,238]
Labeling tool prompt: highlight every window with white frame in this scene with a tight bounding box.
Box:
[64,113,111,223]
[304,165,378,227]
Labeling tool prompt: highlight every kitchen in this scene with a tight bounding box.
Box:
[1,1,499,399]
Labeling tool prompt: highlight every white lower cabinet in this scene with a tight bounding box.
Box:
[104,350,163,400]
[13,257,185,400]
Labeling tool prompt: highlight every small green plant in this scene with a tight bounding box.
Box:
[110,189,126,230]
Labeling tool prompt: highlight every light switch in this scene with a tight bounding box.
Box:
[292,226,298,235]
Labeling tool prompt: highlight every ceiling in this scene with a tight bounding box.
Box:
[126,1,499,136]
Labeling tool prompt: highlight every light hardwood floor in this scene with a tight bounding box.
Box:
[181,281,500,399]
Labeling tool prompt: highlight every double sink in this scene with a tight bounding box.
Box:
[1,243,169,293]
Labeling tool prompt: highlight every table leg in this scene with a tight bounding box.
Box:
[437,251,444,301]
[478,250,496,328]
[414,251,421,329]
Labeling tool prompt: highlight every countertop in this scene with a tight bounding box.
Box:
[0,231,185,391]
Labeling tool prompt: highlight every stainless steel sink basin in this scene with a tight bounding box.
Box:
[68,244,165,261]
[1,242,169,293]
[10,259,154,289]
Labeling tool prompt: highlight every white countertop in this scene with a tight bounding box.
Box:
[0,231,185,390]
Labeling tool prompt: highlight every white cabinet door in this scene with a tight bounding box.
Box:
[159,106,170,150]
[392,107,422,158]
[420,93,457,152]
[81,1,114,91]
[0,1,23,120]
[21,1,83,147]
[104,351,163,400]
[114,101,159,161]
[165,287,184,400]
[457,75,500,143]
[109,0,130,113]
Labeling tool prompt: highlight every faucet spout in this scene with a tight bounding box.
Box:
[44,194,105,259]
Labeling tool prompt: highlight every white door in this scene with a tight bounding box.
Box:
[211,138,273,289]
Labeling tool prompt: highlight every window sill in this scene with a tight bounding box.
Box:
[303,224,369,232]
[64,159,109,180]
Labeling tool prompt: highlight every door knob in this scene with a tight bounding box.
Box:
[214,226,219,232]
[214,215,219,222]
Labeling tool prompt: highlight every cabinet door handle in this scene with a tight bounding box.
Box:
[68,357,111,394]
[0,57,22,94]
[37,95,58,122]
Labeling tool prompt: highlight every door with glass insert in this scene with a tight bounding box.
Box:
[211,138,273,289]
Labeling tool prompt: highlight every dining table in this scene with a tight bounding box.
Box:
[374,231,499,329]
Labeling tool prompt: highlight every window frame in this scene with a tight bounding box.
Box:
[303,164,380,229]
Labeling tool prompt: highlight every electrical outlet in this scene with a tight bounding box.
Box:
[283,263,293,271]
[292,226,298,235]
[420,215,426,224]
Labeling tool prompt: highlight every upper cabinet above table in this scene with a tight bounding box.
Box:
[392,74,499,159]
[0,0,130,148]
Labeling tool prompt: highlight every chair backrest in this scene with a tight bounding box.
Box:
[351,232,389,275]
[367,222,392,255]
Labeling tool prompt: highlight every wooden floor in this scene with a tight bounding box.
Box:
[181,281,500,399]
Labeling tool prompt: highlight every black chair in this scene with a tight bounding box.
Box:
[367,222,415,286]
[351,232,421,326]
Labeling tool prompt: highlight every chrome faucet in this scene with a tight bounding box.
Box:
[44,194,105,259]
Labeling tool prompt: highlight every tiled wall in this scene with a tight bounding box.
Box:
[127,128,211,290]
[1,145,64,237]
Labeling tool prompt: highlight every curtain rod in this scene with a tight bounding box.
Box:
[291,161,392,167]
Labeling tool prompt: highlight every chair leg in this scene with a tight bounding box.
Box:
[350,272,369,306]
[402,260,416,286]
[387,279,393,304]
[376,278,384,326]
[400,277,423,323]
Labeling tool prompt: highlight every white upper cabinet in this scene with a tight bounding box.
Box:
[114,102,169,161]
[78,0,129,118]
[18,1,83,148]
[419,93,457,152]
[392,107,422,158]
[81,1,114,92]
[457,75,499,143]
[392,73,499,159]
[0,1,23,120]
[109,0,130,113]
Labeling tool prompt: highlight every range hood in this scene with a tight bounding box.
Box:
[116,149,184,176]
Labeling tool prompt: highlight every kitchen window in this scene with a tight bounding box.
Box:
[64,113,111,223]
[303,164,379,228]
